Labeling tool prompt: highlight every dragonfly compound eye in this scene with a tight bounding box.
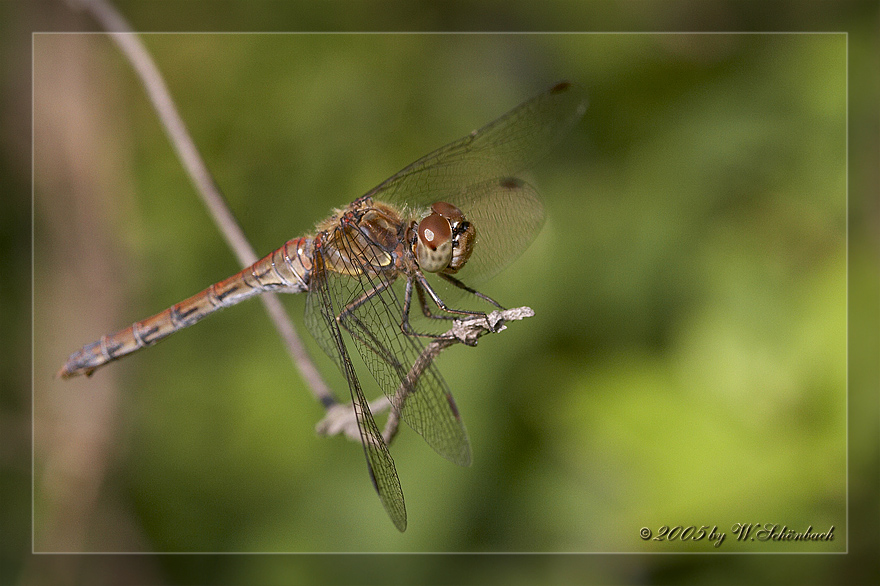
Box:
[431,201,465,222]
[416,211,453,273]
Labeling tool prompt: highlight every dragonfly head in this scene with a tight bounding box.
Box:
[415,202,475,274]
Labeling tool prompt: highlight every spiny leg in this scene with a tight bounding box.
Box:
[414,279,455,321]
[401,273,501,339]
[439,273,504,309]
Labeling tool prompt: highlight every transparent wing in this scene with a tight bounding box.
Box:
[303,244,407,532]
[361,81,587,281]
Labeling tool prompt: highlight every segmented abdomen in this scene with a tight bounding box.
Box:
[57,237,314,378]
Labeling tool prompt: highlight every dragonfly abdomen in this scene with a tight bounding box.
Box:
[57,237,314,379]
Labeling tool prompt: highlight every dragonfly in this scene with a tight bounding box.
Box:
[58,81,588,531]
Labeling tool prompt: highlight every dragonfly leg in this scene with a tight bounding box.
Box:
[418,273,503,316]
[439,273,504,309]
[414,281,455,321]
[401,277,456,338]
[400,274,501,340]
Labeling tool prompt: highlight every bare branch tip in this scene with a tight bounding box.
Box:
[316,397,391,443]
[449,305,535,345]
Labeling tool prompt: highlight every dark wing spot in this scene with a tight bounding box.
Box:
[366,463,380,493]
[499,177,524,190]
[446,392,461,419]
[550,80,572,94]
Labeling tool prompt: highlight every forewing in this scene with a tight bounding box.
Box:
[364,81,586,211]
[362,81,585,282]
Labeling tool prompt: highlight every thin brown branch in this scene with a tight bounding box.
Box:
[67,0,334,405]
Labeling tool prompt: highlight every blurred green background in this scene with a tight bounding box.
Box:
[6,0,877,584]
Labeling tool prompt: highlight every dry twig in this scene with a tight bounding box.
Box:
[67,0,334,405]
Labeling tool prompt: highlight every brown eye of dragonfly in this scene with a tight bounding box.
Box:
[431,201,465,221]
[416,212,453,273]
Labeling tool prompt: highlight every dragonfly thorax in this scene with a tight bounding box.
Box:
[414,201,475,274]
